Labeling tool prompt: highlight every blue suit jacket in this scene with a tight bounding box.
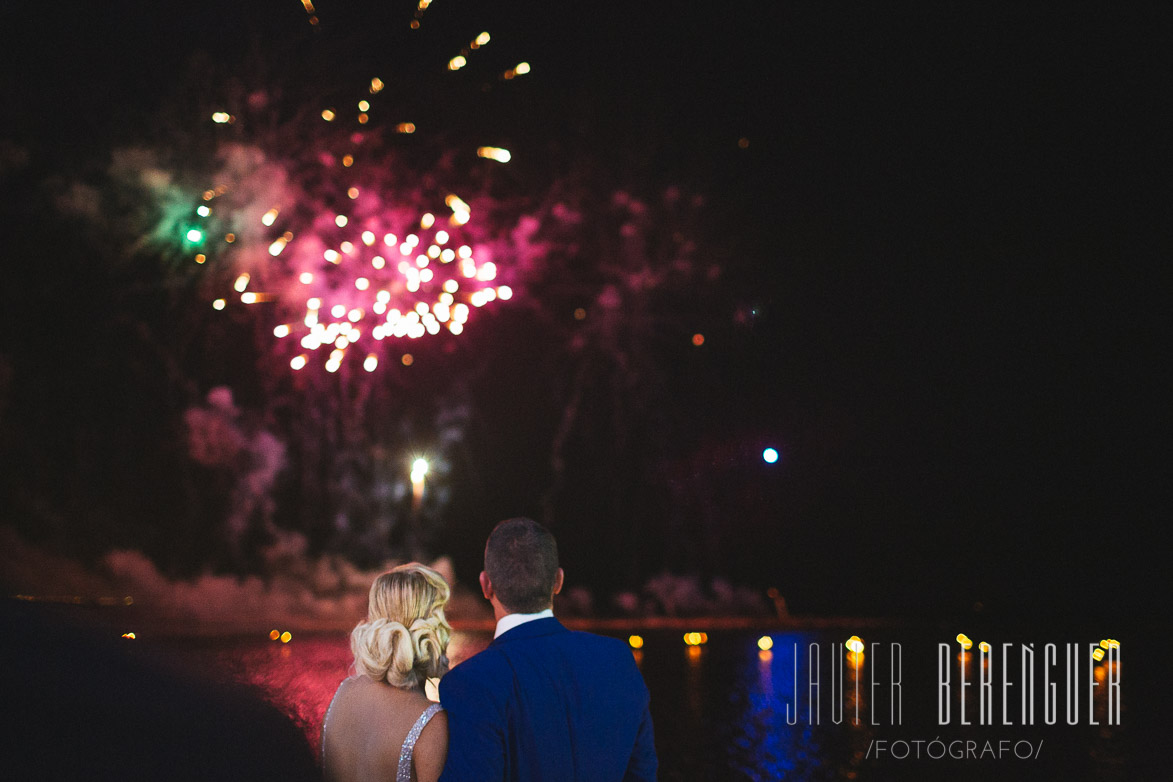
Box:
[439,617,657,781]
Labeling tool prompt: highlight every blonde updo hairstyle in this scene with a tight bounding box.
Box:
[350,563,452,689]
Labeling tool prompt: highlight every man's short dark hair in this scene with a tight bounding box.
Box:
[484,517,560,614]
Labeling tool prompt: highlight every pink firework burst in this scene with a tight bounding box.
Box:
[192,67,519,373]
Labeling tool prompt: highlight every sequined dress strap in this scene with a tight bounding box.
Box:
[397,702,443,782]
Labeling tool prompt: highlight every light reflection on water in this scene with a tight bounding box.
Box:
[719,634,891,781]
[181,629,1129,781]
[183,631,492,746]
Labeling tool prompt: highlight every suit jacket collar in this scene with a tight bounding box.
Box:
[490,616,567,646]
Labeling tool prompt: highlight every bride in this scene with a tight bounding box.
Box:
[322,564,451,782]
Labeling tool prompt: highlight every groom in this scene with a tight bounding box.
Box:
[439,517,657,781]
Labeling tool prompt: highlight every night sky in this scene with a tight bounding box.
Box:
[0,3,1163,620]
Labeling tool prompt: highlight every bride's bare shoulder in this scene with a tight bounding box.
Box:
[412,708,449,782]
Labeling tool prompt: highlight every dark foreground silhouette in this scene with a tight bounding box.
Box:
[1,599,320,781]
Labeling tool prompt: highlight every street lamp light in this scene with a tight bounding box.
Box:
[410,458,428,510]
[407,457,430,560]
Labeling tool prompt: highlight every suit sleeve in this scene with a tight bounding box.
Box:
[623,661,658,782]
[438,664,507,782]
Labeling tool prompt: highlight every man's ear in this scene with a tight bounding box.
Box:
[479,570,493,601]
[552,568,565,596]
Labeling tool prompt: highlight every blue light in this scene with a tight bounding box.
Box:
[762,448,778,464]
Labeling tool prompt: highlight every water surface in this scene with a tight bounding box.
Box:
[175,627,1135,780]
